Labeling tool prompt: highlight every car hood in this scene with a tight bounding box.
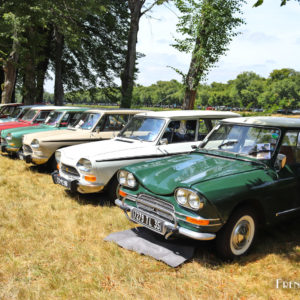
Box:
[61,138,154,164]
[126,152,263,195]
[2,125,50,137]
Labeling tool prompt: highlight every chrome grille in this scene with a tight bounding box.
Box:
[23,145,32,154]
[136,194,175,222]
[61,163,80,178]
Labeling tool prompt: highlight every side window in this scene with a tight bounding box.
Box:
[198,119,209,141]
[60,113,70,127]
[162,120,197,144]
[101,114,129,132]
[68,112,82,126]
[278,131,299,165]
[36,111,50,123]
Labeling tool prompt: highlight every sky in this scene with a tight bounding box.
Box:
[45,0,300,92]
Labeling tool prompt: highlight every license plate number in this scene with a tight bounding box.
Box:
[56,176,70,188]
[131,209,163,233]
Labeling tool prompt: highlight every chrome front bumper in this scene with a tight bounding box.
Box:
[52,171,104,193]
[115,199,216,241]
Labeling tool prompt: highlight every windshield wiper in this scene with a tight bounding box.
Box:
[218,140,238,149]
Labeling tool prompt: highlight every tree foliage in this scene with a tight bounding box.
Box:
[173,0,245,109]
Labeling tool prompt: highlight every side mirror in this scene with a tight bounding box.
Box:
[159,138,168,145]
[275,153,287,171]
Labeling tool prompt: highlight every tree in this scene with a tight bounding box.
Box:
[173,0,245,110]
[120,0,166,108]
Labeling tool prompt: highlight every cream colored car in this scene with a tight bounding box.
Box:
[22,109,144,168]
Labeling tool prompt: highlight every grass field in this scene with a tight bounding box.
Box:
[0,155,299,299]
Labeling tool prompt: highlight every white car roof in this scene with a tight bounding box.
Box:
[85,109,146,114]
[134,110,240,119]
[222,116,300,128]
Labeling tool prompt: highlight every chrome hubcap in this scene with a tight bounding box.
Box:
[230,215,255,255]
[232,220,250,250]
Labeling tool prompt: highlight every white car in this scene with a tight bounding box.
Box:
[52,110,239,201]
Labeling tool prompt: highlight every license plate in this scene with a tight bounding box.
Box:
[55,176,71,189]
[131,208,163,234]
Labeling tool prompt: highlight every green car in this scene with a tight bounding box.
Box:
[1,107,88,158]
[116,117,300,259]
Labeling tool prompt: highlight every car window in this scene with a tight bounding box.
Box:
[101,114,130,132]
[162,120,197,144]
[66,112,83,127]
[203,124,281,159]
[119,117,165,142]
[44,111,63,125]
[22,109,38,121]
[198,119,210,141]
[278,131,300,165]
[35,111,51,123]
[74,112,101,130]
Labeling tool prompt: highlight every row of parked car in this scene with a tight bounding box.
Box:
[0,103,299,260]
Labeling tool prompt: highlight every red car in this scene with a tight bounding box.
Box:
[0,103,23,119]
[0,106,61,142]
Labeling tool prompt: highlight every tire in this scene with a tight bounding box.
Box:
[107,176,120,204]
[47,155,57,171]
[216,207,257,260]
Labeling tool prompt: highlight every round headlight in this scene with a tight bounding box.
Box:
[127,173,137,188]
[6,133,12,141]
[55,151,61,163]
[188,193,202,210]
[175,189,187,205]
[77,158,92,173]
[31,139,40,148]
[118,170,127,185]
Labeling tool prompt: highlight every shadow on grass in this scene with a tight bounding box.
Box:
[27,164,113,207]
[190,217,300,267]
[65,190,113,207]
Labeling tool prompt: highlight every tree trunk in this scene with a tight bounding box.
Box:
[54,27,64,106]
[120,0,144,108]
[182,41,204,110]
[1,49,18,104]
[23,57,36,105]
[0,67,4,100]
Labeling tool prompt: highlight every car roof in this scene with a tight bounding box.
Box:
[51,107,88,112]
[221,116,300,128]
[134,110,240,119]
[85,109,147,114]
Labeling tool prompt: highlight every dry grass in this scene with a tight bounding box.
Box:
[0,155,299,300]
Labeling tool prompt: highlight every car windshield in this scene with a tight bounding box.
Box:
[44,111,63,125]
[118,117,165,142]
[73,112,101,130]
[0,106,16,115]
[21,109,37,121]
[202,123,281,159]
[10,107,23,118]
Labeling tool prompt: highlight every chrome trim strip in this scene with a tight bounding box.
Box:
[276,207,300,216]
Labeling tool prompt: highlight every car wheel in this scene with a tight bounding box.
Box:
[107,176,120,204]
[216,207,257,260]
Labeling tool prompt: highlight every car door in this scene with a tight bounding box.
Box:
[274,130,300,219]
[157,119,206,155]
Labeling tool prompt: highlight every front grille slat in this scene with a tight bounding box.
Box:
[136,194,175,222]
[61,163,80,178]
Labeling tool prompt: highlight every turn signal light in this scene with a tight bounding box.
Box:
[57,164,60,170]
[186,216,210,226]
[84,175,97,182]
[119,189,127,197]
